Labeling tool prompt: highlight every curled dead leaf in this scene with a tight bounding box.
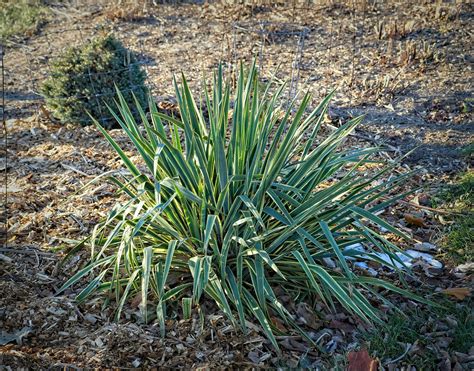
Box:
[441,287,471,300]
[347,349,378,371]
[404,213,426,227]
[131,293,142,308]
[270,316,287,332]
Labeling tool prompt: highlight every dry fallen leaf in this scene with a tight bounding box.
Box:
[441,287,471,300]
[281,337,310,353]
[329,319,355,333]
[296,302,321,330]
[347,349,378,371]
[270,316,287,332]
[131,293,142,308]
[404,213,426,227]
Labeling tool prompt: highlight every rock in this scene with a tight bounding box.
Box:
[418,194,432,206]
[0,254,13,263]
[445,316,458,327]
[465,355,474,362]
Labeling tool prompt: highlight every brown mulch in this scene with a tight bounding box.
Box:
[1,1,473,368]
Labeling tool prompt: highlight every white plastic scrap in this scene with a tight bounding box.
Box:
[403,249,443,269]
[342,244,443,273]
[343,243,365,261]
[322,257,336,268]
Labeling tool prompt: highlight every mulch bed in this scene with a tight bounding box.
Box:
[1,1,473,368]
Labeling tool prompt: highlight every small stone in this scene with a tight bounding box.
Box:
[0,254,13,263]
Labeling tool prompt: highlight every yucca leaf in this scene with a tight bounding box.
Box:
[141,246,153,323]
[320,221,353,279]
[64,61,428,350]
[57,256,114,294]
[182,297,193,320]
[115,269,140,321]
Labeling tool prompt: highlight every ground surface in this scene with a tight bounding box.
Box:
[1,1,473,369]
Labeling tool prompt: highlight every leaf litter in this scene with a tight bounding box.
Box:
[1,0,473,368]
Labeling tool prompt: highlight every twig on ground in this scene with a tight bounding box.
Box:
[0,246,56,256]
[397,199,468,216]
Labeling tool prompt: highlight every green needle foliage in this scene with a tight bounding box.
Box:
[40,34,147,127]
[0,0,49,40]
[60,62,428,350]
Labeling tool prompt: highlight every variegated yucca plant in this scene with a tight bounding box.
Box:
[60,62,426,351]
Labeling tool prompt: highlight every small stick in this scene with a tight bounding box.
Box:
[0,247,56,256]
[396,199,468,216]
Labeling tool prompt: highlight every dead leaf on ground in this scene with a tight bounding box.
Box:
[131,293,142,308]
[270,316,287,332]
[296,302,321,330]
[281,337,310,353]
[329,319,355,333]
[347,349,378,371]
[404,213,426,227]
[441,287,471,300]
